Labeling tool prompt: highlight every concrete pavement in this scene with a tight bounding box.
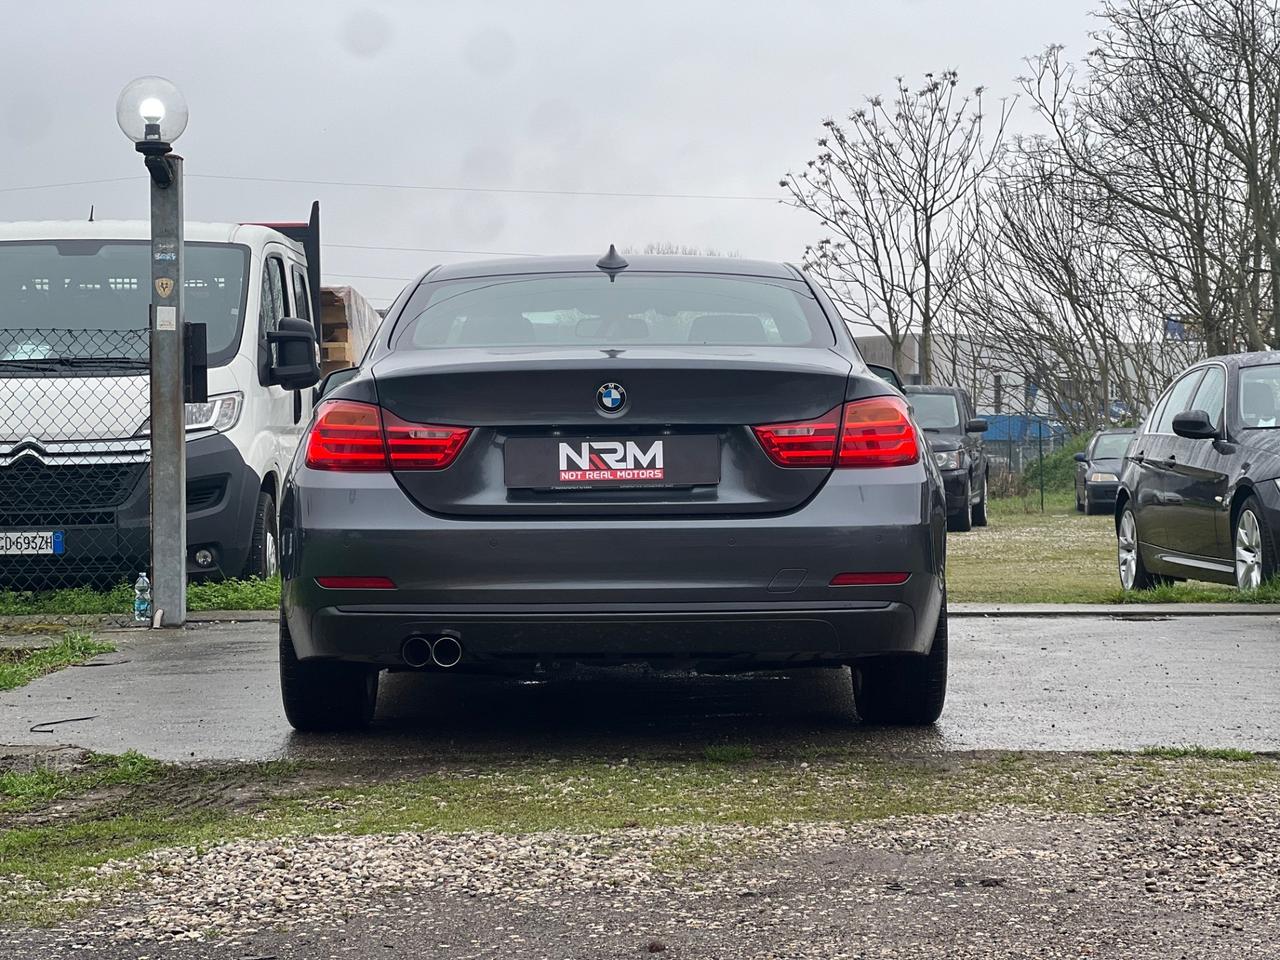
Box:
[1,614,1276,761]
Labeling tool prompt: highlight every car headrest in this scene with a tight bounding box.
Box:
[1243,380,1277,421]
[688,313,770,344]
[458,313,535,345]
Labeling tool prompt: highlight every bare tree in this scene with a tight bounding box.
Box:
[621,242,740,257]
[1023,0,1280,353]
[782,71,1011,380]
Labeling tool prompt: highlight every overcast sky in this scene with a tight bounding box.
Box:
[2,0,1096,306]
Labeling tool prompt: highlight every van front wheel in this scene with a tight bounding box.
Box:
[243,490,279,580]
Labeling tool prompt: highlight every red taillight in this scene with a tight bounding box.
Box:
[305,400,387,471]
[752,408,841,466]
[315,576,397,589]
[753,395,918,469]
[382,411,471,470]
[836,395,919,467]
[830,572,910,586]
[305,400,471,472]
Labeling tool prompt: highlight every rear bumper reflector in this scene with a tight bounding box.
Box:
[829,572,910,586]
[315,576,397,590]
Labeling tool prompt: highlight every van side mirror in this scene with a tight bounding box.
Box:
[1172,409,1219,441]
[316,366,359,400]
[266,317,320,390]
[1073,452,1087,463]
[966,417,988,433]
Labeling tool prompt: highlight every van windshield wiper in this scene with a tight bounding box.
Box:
[0,356,148,371]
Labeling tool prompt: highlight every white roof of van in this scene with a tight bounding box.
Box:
[0,220,300,252]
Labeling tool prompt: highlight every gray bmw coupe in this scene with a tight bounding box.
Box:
[278,249,948,730]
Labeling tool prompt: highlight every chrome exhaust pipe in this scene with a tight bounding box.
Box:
[430,635,463,668]
[401,635,433,669]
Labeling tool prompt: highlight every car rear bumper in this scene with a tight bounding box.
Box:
[281,466,946,667]
[297,597,937,668]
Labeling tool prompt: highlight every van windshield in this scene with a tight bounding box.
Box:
[910,393,961,430]
[0,240,249,368]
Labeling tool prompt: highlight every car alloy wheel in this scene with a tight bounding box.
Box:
[1118,510,1139,590]
[265,527,279,579]
[1236,508,1264,590]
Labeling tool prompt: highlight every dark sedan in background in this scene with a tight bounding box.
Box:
[1074,428,1136,515]
[904,385,989,531]
[279,251,949,731]
[1116,352,1280,592]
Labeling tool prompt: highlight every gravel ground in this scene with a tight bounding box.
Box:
[8,781,1279,959]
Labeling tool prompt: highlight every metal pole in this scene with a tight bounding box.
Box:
[1037,415,1045,513]
[149,156,186,626]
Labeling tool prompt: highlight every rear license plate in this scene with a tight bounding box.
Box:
[0,530,66,556]
[505,436,720,489]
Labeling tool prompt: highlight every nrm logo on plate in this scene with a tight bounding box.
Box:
[558,440,664,482]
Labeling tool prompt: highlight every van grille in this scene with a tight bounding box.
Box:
[0,460,145,511]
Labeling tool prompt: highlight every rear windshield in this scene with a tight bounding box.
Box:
[1092,433,1132,459]
[910,393,961,430]
[395,273,833,349]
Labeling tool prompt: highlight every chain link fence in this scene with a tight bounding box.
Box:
[0,328,150,590]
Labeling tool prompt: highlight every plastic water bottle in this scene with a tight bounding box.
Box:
[133,572,152,623]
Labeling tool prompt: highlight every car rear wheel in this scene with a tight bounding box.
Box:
[279,611,379,731]
[1234,497,1276,591]
[971,472,988,527]
[947,479,972,533]
[853,593,947,725]
[1117,506,1168,591]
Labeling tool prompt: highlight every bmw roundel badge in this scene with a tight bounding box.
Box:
[596,382,626,413]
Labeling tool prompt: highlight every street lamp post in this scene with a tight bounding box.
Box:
[117,76,189,627]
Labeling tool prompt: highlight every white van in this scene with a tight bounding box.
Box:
[0,206,324,587]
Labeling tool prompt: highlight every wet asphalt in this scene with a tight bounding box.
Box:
[1,614,1277,761]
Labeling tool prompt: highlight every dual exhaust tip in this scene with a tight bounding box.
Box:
[401,634,463,669]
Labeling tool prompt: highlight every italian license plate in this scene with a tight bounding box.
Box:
[505,436,720,489]
[0,530,66,556]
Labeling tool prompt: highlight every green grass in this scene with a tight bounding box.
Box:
[0,752,161,813]
[0,632,116,691]
[949,492,1280,604]
[1139,746,1256,762]
[702,744,756,764]
[1,750,1276,925]
[0,576,280,617]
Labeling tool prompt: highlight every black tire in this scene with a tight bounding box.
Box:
[1117,504,1171,591]
[947,478,972,532]
[971,471,988,527]
[854,593,948,725]
[1075,486,1085,513]
[242,490,279,580]
[1232,495,1277,591]
[279,611,379,731]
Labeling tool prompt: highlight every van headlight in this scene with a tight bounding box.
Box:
[1089,472,1118,483]
[135,392,243,437]
[934,449,966,471]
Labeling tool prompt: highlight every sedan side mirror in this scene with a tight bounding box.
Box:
[1172,409,1219,441]
[1073,452,1087,463]
[966,418,988,433]
[266,317,321,391]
